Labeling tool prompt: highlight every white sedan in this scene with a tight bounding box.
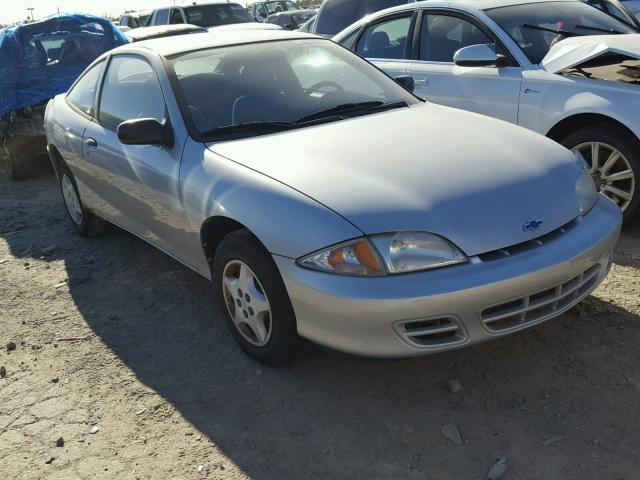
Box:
[334,0,640,223]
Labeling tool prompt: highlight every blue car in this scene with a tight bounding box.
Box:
[0,13,127,180]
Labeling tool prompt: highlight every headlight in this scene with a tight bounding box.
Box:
[575,152,599,215]
[369,231,467,273]
[297,232,467,276]
[297,238,385,276]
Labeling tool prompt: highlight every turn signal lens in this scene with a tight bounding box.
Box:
[298,238,385,276]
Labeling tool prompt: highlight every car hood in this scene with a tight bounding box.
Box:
[541,34,640,73]
[207,104,585,256]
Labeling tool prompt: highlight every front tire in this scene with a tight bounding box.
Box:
[59,164,108,237]
[561,124,639,225]
[212,229,298,366]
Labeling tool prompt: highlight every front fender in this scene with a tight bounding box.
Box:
[520,70,640,139]
[179,137,363,278]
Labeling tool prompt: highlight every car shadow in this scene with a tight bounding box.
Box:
[2,174,640,478]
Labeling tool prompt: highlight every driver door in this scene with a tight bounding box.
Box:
[81,54,188,262]
[408,10,522,123]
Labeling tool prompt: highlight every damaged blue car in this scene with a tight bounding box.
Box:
[0,13,128,179]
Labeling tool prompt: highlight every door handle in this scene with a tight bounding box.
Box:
[84,137,98,148]
[414,77,429,87]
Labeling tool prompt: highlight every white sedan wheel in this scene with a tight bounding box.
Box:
[572,141,636,212]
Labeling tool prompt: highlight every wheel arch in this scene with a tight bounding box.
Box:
[546,113,640,147]
[47,144,64,180]
[200,216,265,269]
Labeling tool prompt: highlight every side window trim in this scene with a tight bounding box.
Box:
[65,59,106,120]
[353,11,418,60]
[413,8,521,67]
[96,53,169,133]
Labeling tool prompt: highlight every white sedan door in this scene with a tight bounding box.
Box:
[403,11,522,123]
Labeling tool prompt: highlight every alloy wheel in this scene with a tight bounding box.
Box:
[61,174,83,225]
[222,260,272,347]
[572,141,635,212]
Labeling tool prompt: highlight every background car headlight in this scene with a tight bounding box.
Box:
[575,153,599,215]
[369,231,467,273]
[298,232,467,276]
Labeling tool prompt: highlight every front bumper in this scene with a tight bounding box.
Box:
[274,196,622,357]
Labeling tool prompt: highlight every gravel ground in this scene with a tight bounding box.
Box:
[1,170,639,480]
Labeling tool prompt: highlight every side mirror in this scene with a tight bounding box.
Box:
[283,23,295,30]
[453,44,504,67]
[394,75,415,93]
[260,12,268,18]
[117,118,174,148]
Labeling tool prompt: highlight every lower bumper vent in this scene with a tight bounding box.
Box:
[480,264,601,332]
[395,316,466,348]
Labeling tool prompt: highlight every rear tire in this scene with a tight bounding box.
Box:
[59,163,108,237]
[561,124,639,226]
[4,136,35,181]
[212,229,298,366]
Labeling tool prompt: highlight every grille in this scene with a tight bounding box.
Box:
[477,217,580,262]
[395,316,466,348]
[480,264,601,332]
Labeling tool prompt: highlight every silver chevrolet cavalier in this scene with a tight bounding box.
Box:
[44,30,621,365]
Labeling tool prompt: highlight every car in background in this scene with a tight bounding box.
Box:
[45,30,620,365]
[267,9,316,29]
[0,13,128,180]
[250,1,301,22]
[126,24,207,42]
[118,11,152,32]
[297,15,317,31]
[310,0,416,37]
[335,0,640,223]
[146,2,254,28]
[583,0,640,28]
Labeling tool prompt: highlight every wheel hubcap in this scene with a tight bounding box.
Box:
[572,141,635,212]
[222,260,272,347]
[61,174,82,225]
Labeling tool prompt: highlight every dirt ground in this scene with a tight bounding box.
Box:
[1,169,639,480]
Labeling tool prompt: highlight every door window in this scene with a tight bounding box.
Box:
[155,9,170,24]
[98,56,165,129]
[67,61,105,116]
[170,9,185,24]
[420,14,492,62]
[355,15,412,59]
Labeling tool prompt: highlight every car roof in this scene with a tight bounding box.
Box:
[365,0,580,13]
[152,1,243,11]
[125,29,319,56]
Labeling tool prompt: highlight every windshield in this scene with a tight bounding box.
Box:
[485,1,637,64]
[315,0,408,35]
[264,1,299,14]
[169,39,418,140]
[621,0,640,20]
[184,3,253,27]
[292,12,316,25]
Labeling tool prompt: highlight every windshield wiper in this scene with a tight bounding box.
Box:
[296,101,407,123]
[201,121,297,137]
[573,24,625,34]
[522,23,582,37]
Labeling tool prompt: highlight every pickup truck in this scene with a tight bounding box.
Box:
[146,2,254,28]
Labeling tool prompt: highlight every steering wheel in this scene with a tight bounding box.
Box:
[305,81,344,96]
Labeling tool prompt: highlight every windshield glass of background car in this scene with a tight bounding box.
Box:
[315,0,408,36]
[169,39,417,139]
[264,1,299,14]
[184,4,253,27]
[485,1,637,64]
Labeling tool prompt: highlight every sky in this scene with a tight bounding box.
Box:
[0,0,250,25]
